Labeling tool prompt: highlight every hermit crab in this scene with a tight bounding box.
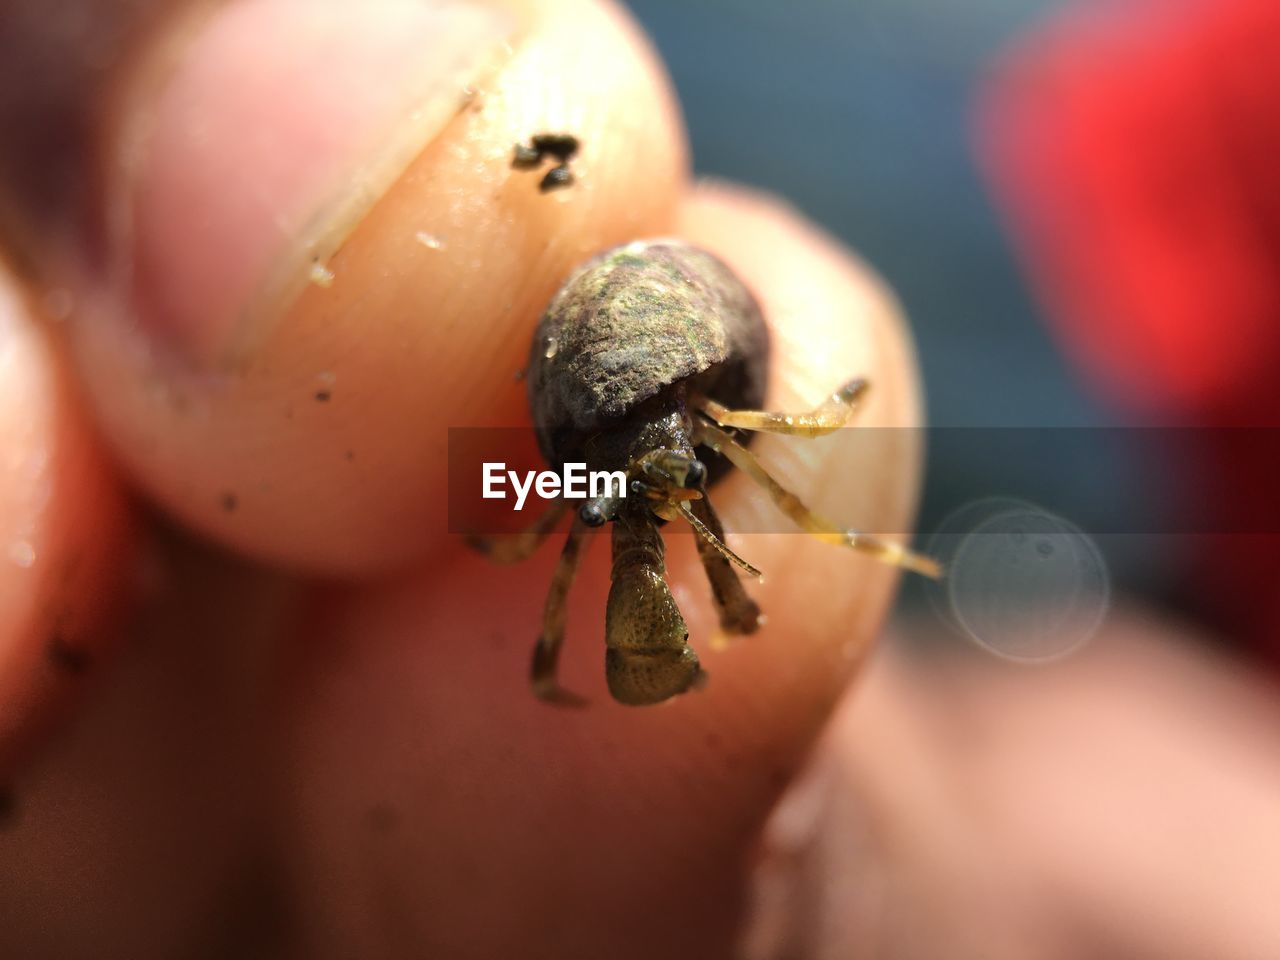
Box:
[475,239,938,706]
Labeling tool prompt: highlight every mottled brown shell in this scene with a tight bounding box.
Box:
[528,240,768,467]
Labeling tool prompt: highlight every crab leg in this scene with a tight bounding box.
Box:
[530,516,592,706]
[468,499,568,565]
[693,416,941,578]
[697,377,868,438]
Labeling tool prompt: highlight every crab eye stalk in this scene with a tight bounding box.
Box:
[579,495,620,528]
[579,503,606,527]
[636,450,706,492]
[683,458,707,489]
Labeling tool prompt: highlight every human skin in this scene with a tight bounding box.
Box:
[4,4,1280,960]
[0,1,924,956]
[745,612,1280,960]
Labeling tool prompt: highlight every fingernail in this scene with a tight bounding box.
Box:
[106,0,516,364]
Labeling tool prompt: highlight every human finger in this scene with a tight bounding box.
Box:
[0,0,687,575]
[0,263,136,781]
[745,613,1280,959]
[274,180,927,959]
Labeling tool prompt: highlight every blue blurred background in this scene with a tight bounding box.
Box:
[625,0,1173,616]
[628,0,1085,427]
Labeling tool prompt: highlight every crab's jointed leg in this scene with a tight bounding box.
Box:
[693,416,941,578]
[531,516,592,706]
[696,377,868,438]
[468,499,569,565]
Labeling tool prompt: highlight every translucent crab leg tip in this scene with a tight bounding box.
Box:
[908,554,943,579]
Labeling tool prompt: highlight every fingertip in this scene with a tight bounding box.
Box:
[0,266,137,777]
[677,179,921,423]
[275,179,932,958]
[665,178,927,726]
[65,0,688,575]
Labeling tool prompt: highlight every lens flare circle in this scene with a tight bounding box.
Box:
[927,499,1110,661]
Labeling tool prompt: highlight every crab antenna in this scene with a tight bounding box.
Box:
[678,501,763,579]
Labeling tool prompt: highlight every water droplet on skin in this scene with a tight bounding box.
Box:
[414,231,445,251]
[309,262,335,288]
[544,337,558,359]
